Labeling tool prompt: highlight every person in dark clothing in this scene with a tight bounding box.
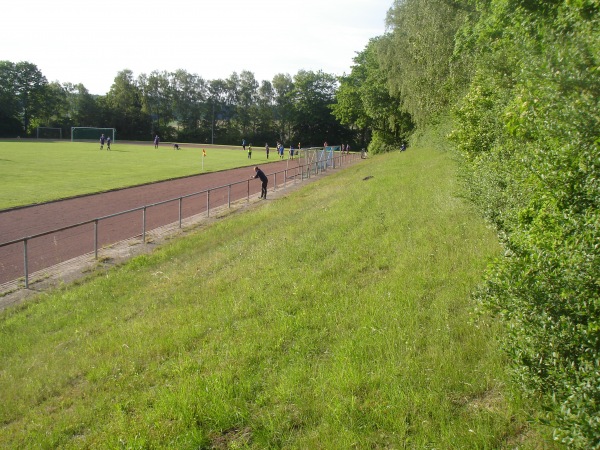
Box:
[252,166,268,199]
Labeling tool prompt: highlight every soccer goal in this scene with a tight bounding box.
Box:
[71,127,116,142]
[37,127,62,139]
[301,146,337,172]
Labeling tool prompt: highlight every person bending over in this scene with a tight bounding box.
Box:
[252,166,268,199]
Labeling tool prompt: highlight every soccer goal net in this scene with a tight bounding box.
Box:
[37,127,62,139]
[301,146,338,171]
[71,127,116,142]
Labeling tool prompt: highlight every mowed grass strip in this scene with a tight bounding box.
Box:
[0,146,544,448]
[0,141,261,210]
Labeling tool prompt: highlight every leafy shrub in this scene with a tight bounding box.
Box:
[367,132,399,155]
[454,1,600,447]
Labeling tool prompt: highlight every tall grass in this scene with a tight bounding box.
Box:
[0,141,260,210]
[0,146,553,448]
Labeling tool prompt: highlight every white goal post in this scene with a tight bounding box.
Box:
[37,127,62,139]
[71,127,116,142]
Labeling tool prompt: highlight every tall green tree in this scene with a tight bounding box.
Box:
[381,0,473,127]
[105,70,150,140]
[237,70,259,139]
[0,61,49,135]
[272,73,294,144]
[139,70,174,139]
[208,78,240,144]
[14,62,49,134]
[333,38,413,153]
[170,69,209,142]
[0,61,22,136]
[64,82,100,128]
[35,81,68,131]
[220,73,242,143]
[255,80,276,144]
[291,70,341,147]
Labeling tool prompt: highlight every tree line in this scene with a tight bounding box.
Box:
[0,63,361,148]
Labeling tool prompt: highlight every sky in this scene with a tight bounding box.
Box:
[3,0,391,95]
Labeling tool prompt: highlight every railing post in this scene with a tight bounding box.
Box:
[274,173,277,191]
[207,190,210,217]
[142,207,147,243]
[23,238,29,289]
[179,198,183,228]
[247,180,250,202]
[228,184,231,208]
[94,219,99,259]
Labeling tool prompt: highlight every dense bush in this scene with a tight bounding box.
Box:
[453,1,600,447]
[366,132,400,154]
[0,114,22,137]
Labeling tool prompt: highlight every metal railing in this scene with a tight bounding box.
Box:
[0,152,358,288]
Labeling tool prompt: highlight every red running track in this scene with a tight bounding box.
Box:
[0,158,322,285]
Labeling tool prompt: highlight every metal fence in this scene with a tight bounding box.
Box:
[0,152,358,289]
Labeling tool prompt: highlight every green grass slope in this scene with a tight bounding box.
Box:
[0,145,553,448]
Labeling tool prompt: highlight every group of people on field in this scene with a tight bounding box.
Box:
[153,135,181,150]
[242,139,301,161]
[96,134,357,203]
[99,134,111,150]
[274,142,289,159]
[126,135,357,202]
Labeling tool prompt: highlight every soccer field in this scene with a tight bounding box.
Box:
[0,140,268,210]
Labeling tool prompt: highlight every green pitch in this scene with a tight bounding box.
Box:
[0,140,265,210]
